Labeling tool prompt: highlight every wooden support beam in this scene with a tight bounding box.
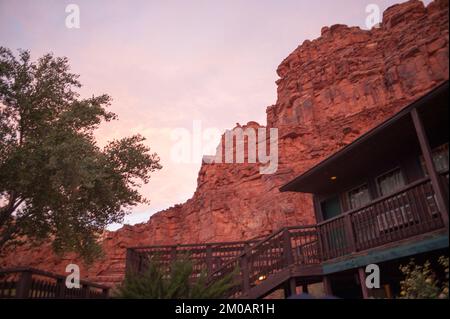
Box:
[284,277,297,298]
[358,268,370,299]
[302,283,309,294]
[323,276,333,296]
[411,108,449,227]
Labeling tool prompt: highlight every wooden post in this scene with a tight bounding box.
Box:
[16,270,32,299]
[82,284,89,299]
[170,246,178,266]
[206,245,213,274]
[125,249,135,276]
[344,214,357,253]
[282,229,294,267]
[240,254,250,294]
[317,225,327,261]
[323,276,333,296]
[290,278,297,296]
[358,268,370,299]
[411,108,449,227]
[283,277,297,298]
[302,283,309,294]
[56,278,66,298]
[102,287,110,299]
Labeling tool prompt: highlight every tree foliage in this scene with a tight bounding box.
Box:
[116,258,237,299]
[0,47,162,261]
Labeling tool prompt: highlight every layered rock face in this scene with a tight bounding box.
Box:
[1,0,448,286]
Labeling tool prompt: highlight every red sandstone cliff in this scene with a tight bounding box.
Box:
[1,0,448,286]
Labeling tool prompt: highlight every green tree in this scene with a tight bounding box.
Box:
[0,47,162,262]
[116,258,237,299]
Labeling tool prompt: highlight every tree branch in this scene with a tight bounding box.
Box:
[0,192,22,228]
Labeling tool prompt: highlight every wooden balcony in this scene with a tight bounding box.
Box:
[318,172,448,261]
[0,267,109,299]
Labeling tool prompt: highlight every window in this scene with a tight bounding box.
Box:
[421,143,449,174]
[347,184,371,210]
[377,168,405,197]
[320,196,342,221]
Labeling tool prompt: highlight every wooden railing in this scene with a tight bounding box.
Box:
[0,267,109,299]
[207,226,320,298]
[126,237,263,278]
[318,176,446,260]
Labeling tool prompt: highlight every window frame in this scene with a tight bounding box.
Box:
[419,142,449,175]
[346,182,372,211]
[375,167,406,197]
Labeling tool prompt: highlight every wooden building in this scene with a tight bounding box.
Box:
[280,81,449,298]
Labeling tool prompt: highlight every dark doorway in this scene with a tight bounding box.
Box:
[321,195,342,220]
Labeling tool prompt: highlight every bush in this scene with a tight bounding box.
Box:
[399,256,449,299]
[115,258,237,299]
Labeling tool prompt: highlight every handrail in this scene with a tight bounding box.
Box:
[206,225,318,284]
[127,236,265,251]
[0,267,109,290]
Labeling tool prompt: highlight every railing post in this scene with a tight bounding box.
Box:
[170,246,178,265]
[16,270,32,299]
[411,108,449,227]
[206,244,213,274]
[282,228,294,267]
[344,214,357,253]
[56,278,66,298]
[102,287,110,299]
[82,284,90,299]
[317,225,327,261]
[125,249,135,276]
[240,253,251,295]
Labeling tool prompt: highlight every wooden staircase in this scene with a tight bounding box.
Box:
[126,225,323,299]
[205,226,322,299]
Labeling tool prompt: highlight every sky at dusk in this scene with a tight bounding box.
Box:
[0,0,432,229]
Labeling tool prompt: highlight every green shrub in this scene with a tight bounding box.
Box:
[115,258,237,299]
[399,256,449,299]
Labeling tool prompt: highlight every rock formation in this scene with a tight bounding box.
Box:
[1,0,448,286]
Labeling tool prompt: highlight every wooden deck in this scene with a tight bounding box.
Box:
[0,267,110,299]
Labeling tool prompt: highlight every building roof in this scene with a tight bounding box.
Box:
[279,81,449,194]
